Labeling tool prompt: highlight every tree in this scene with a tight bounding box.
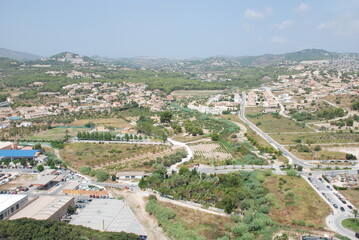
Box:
[179,166,190,175]
[111,175,116,181]
[351,101,359,110]
[346,153,357,160]
[20,159,27,166]
[159,111,173,123]
[65,129,69,141]
[84,122,95,128]
[37,164,44,172]
[352,209,358,218]
[96,170,109,182]
[34,143,42,150]
[139,177,148,189]
[211,132,220,141]
[67,205,76,215]
[314,145,321,151]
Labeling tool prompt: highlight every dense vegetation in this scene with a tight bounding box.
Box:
[0,218,139,240]
[290,107,345,121]
[145,170,277,239]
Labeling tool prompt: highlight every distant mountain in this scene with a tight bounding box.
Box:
[0,48,41,61]
[226,49,340,66]
[91,49,350,68]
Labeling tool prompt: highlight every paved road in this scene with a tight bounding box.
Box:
[239,91,314,168]
[302,172,358,239]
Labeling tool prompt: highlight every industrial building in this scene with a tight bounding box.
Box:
[0,194,28,220]
[10,196,74,221]
[70,199,146,237]
[62,182,109,196]
[116,171,147,180]
[0,149,40,161]
[0,142,17,150]
[31,174,58,189]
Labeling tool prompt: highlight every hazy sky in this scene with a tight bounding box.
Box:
[1,0,359,58]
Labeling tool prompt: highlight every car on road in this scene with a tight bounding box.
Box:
[355,232,359,238]
[327,185,332,191]
[340,207,345,212]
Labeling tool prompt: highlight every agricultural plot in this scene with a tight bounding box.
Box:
[246,107,314,133]
[189,141,232,162]
[265,175,330,228]
[285,145,348,161]
[60,142,171,170]
[25,128,87,141]
[71,118,132,129]
[270,132,359,145]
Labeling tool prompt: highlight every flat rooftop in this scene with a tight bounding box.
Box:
[32,174,57,186]
[10,196,74,220]
[0,150,39,158]
[70,199,146,236]
[63,182,80,190]
[0,195,28,213]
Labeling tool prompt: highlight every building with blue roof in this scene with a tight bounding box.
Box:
[0,150,40,161]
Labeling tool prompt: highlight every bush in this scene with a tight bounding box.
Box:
[346,153,357,160]
[37,165,44,172]
[79,166,92,175]
[95,170,109,182]
[286,170,298,177]
[233,223,248,236]
[314,145,321,151]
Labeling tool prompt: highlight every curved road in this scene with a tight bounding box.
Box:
[167,138,194,173]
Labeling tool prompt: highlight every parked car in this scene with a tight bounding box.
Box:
[340,207,345,212]
[348,205,353,209]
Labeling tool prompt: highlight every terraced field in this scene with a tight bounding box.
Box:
[189,141,232,162]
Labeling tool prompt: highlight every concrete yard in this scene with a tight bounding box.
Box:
[70,199,146,236]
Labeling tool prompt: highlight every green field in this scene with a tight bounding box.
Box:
[25,128,87,141]
[71,118,132,129]
[341,218,359,232]
[246,108,314,133]
[269,132,359,145]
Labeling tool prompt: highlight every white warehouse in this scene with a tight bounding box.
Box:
[0,195,28,220]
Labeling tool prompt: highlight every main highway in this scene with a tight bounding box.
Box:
[240,91,316,168]
[239,91,358,239]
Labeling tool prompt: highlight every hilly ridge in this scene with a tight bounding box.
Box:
[0,48,41,61]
